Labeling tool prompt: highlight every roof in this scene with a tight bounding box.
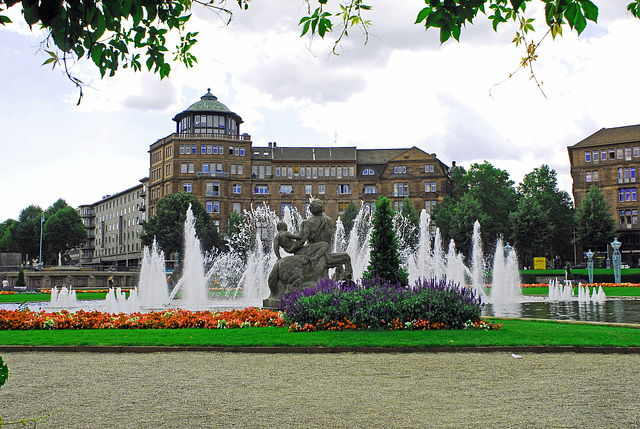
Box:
[186,89,232,113]
[356,149,408,164]
[570,125,640,149]
[263,146,357,162]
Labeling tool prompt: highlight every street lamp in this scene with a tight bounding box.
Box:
[611,238,622,284]
[586,249,594,284]
[38,212,44,269]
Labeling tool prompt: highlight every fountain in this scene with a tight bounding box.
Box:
[50,285,79,308]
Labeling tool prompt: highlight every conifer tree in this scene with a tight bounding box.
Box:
[363,197,408,285]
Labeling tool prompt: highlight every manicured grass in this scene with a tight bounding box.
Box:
[1,319,639,348]
[0,292,109,303]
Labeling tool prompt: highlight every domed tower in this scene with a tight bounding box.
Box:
[148,89,252,234]
[173,88,243,136]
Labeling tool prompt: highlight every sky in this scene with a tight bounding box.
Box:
[1,1,639,222]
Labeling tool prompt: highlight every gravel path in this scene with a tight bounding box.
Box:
[2,351,640,428]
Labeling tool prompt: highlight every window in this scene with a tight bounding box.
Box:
[230,164,236,175]
[363,168,374,175]
[626,147,632,161]
[586,171,592,182]
[237,164,244,175]
[319,167,324,177]
[213,201,220,213]
[337,184,351,194]
[276,166,281,177]
[593,170,599,181]
[235,147,240,156]
[425,165,435,173]
[363,185,377,194]
[619,188,637,202]
[179,144,185,154]
[191,145,197,154]
[364,202,376,214]
[318,184,325,194]
[394,182,409,197]
[305,185,312,194]
[288,167,293,179]
[394,166,407,174]
[201,145,206,154]
[233,184,241,194]
[338,202,348,215]
[279,185,293,194]
[254,185,269,194]
[601,150,607,161]
[207,145,213,154]
[281,203,292,215]
[307,167,312,178]
[312,167,317,178]
[337,167,342,179]
[325,167,330,177]
[425,201,437,213]
[233,203,241,213]
[206,201,213,213]
[229,146,234,155]
[632,167,636,182]
[344,166,349,177]
[240,147,245,156]
[181,162,188,174]
[617,148,623,159]
[188,162,195,173]
[202,163,209,173]
[592,150,599,162]
[635,146,640,158]
[213,145,218,155]
[294,166,300,176]
[425,182,436,192]
[330,167,336,177]
[585,152,591,162]
[183,183,192,193]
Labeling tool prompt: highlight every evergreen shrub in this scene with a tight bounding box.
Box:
[280,276,483,329]
[15,268,26,287]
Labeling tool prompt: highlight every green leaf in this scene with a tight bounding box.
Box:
[579,0,598,22]
[415,7,431,24]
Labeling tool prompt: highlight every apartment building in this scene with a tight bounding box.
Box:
[147,90,452,233]
[73,179,149,268]
[568,124,640,265]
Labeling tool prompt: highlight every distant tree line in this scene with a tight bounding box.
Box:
[0,199,87,265]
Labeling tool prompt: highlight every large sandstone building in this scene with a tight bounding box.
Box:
[147,89,453,233]
[568,124,640,265]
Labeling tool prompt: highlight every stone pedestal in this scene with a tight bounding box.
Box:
[262,297,280,310]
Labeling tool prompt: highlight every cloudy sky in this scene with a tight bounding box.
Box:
[1,1,639,221]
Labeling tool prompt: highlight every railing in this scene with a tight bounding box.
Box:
[197,172,230,178]
[205,191,221,197]
[177,132,251,141]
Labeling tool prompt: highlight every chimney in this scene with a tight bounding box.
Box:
[273,142,277,148]
[268,142,273,148]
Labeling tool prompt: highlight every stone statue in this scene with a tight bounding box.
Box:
[264,199,352,308]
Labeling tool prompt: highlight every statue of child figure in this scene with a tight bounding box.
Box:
[273,222,301,260]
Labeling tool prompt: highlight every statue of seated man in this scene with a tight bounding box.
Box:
[273,222,305,261]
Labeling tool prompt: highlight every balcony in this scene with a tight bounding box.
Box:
[206,191,221,197]
[177,132,251,141]
[197,172,229,179]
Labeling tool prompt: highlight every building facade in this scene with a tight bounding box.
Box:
[568,124,640,265]
[72,179,149,268]
[148,90,453,233]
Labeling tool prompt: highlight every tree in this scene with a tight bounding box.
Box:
[15,267,26,287]
[0,219,19,253]
[434,161,516,256]
[141,193,225,257]
[11,205,43,263]
[43,206,87,264]
[516,165,575,264]
[363,196,408,286]
[2,0,638,100]
[509,197,552,268]
[574,185,616,251]
[340,201,359,237]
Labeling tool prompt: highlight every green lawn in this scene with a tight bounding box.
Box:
[1,319,639,348]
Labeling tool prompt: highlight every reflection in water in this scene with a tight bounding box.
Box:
[483,297,640,324]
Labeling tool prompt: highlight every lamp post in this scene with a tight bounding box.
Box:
[38,212,44,269]
[586,249,594,284]
[611,238,622,284]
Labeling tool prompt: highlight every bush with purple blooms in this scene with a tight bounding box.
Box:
[279,276,483,330]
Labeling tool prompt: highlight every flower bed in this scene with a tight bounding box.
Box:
[0,308,286,330]
[281,277,496,331]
